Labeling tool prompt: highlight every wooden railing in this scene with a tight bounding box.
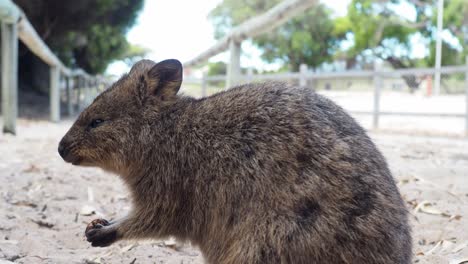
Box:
[185,61,468,136]
[0,0,110,134]
[183,0,318,89]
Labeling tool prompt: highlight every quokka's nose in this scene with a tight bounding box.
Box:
[58,142,69,159]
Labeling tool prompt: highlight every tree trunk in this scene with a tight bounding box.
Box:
[385,56,421,93]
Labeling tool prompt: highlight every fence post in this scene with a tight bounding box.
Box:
[373,61,382,130]
[87,77,92,104]
[76,76,81,111]
[226,39,241,90]
[91,77,98,101]
[65,75,74,116]
[201,71,208,97]
[80,76,86,109]
[83,77,89,106]
[1,22,18,134]
[88,78,93,104]
[84,77,89,105]
[90,78,95,100]
[50,66,60,122]
[95,79,99,98]
[247,68,254,82]
[465,56,468,137]
[96,78,100,94]
[299,64,308,87]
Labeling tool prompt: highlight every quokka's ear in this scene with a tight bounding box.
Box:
[145,59,183,100]
[130,59,156,74]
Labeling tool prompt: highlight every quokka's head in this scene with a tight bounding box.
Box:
[58,59,183,172]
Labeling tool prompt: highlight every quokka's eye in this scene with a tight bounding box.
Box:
[89,119,104,129]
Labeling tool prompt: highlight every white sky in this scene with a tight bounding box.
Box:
[106,0,426,75]
[107,0,351,75]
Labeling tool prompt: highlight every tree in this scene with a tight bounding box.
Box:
[207,61,227,76]
[335,0,467,91]
[334,0,421,69]
[209,0,342,71]
[424,0,468,66]
[14,0,144,74]
[337,0,468,67]
[209,0,467,81]
[117,44,151,67]
[331,0,424,90]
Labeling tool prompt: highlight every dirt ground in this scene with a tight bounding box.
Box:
[1,118,467,264]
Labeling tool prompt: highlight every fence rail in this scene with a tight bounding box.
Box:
[0,0,108,135]
[185,60,468,136]
[184,0,318,89]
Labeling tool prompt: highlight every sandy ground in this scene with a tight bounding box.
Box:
[0,118,466,264]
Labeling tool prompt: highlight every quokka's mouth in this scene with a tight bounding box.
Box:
[71,158,83,166]
[60,150,83,165]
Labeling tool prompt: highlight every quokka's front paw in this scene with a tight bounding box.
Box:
[85,218,118,247]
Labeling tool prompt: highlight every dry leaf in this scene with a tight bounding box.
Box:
[449,215,463,221]
[0,240,19,245]
[85,257,103,264]
[441,240,456,252]
[425,240,443,255]
[163,237,182,251]
[419,203,442,215]
[23,164,40,173]
[412,175,461,200]
[121,243,138,253]
[414,201,451,217]
[9,200,37,208]
[452,242,468,253]
[164,238,177,247]
[80,205,96,216]
[398,178,411,185]
[449,258,468,264]
[30,218,54,228]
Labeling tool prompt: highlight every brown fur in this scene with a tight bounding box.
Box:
[58,59,412,263]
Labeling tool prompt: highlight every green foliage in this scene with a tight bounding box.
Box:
[426,0,468,65]
[210,0,467,72]
[340,0,467,68]
[425,40,464,67]
[209,0,341,71]
[117,44,151,67]
[207,61,227,76]
[336,0,419,67]
[14,0,144,73]
[72,25,128,73]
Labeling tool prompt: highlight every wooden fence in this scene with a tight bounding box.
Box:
[0,0,109,134]
[185,59,468,136]
[183,0,317,89]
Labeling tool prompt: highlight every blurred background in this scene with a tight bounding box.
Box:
[0,0,467,264]
[1,0,467,136]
